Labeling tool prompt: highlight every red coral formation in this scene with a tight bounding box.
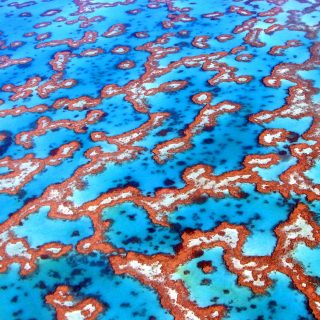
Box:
[15,110,104,148]
[110,204,320,319]
[46,286,104,320]
[0,55,32,69]
[268,39,302,56]
[192,36,210,49]
[1,2,320,318]
[0,142,80,194]
[36,31,97,48]
[103,23,126,37]
[153,98,241,163]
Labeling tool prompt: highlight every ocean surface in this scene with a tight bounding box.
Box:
[0,0,319,319]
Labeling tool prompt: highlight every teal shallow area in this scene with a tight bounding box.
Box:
[0,0,319,319]
[0,253,173,320]
[173,247,312,320]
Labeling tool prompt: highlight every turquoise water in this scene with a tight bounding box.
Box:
[0,0,319,319]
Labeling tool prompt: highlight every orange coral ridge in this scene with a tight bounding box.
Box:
[15,110,104,148]
[0,235,71,276]
[0,142,80,194]
[152,97,241,163]
[0,4,319,319]
[110,203,320,319]
[46,285,104,320]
